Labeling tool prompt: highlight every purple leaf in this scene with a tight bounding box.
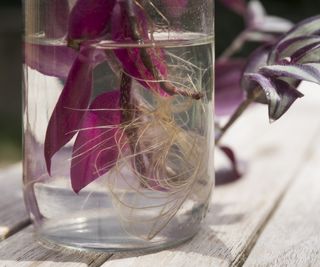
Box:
[241,15,320,122]
[71,90,122,193]
[67,0,116,41]
[242,44,272,103]
[216,145,243,185]
[44,47,104,173]
[24,43,77,79]
[111,1,169,96]
[215,59,246,116]
[243,73,303,120]
[244,45,272,74]
[290,41,320,64]
[44,0,69,38]
[246,0,293,34]
[261,63,320,84]
[161,0,189,18]
[279,15,320,42]
[219,0,247,15]
[254,16,293,34]
[246,0,265,27]
[270,16,320,63]
[270,36,320,64]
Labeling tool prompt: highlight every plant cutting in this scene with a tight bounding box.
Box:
[24,0,214,250]
[216,0,320,179]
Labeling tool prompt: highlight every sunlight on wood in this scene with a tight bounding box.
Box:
[0,226,9,240]
[0,261,88,267]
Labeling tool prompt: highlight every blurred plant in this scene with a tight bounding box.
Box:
[215,0,320,180]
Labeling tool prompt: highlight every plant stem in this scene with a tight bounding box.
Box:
[125,0,202,99]
[120,72,146,176]
[215,90,262,144]
[219,30,249,60]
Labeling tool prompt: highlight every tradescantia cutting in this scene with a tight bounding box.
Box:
[216,0,320,178]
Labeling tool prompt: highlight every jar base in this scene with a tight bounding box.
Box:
[31,180,208,253]
[35,216,198,253]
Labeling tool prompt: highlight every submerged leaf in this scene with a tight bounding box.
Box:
[24,44,77,79]
[44,47,105,173]
[111,1,169,96]
[71,91,122,193]
[67,0,116,42]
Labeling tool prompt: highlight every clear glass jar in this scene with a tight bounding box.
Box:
[23,0,214,252]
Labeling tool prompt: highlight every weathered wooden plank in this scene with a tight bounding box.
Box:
[100,82,320,266]
[0,226,111,267]
[243,130,320,266]
[1,83,319,266]
[0,164,30,240]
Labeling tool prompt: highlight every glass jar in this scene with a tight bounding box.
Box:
[23,0,214,252]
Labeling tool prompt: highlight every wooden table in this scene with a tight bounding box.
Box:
[1,82,320,267]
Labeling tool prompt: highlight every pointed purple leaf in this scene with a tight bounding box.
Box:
[215,59,246,116]
[111,1,169,96]
[243,73,303,120]
[44,47,104,173]
[246,0,292,34]
[67,0,116,41]
[246,0,265,28]
[254,16,293,34]
[291,41,320,64]
[261,63,320,85]
[244,44,271,74]
[280,15,320,42]
[24,43,77,79]
[270,36,320,64]
[71,90,122,193]
[270,16,320,63]
[242,44,273,103]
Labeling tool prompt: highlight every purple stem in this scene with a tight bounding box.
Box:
[120,73,146,177]
[216,88,262,144]
[125,0,202,99]
[117,0,148,178]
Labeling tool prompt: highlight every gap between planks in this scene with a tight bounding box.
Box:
[98,83,320,267]
[233,126,320,266]
[1,82,319,266]
[243,127,320,266]
[0,226,113,267]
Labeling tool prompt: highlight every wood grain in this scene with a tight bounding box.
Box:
[0,164,30,241]
[99,83,320,267]
[243,129,320,266]
[1,83,320,266]
[0,226,111,267]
